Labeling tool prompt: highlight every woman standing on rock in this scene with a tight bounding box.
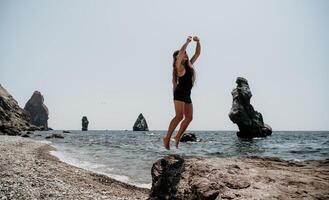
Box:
[163,36,201,150]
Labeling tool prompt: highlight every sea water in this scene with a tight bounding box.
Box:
[32,130,329,188]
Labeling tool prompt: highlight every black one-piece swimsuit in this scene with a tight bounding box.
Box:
[173,65,193,103]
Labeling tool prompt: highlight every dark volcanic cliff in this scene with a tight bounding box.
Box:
[0,85,36,135]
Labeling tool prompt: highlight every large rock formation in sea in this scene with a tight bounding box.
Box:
[133,113,149,131]
[82,116,89,131]
[149,155,329,200]
[0,84,38,135]
[229,77,272,138]
[24,91,49,130]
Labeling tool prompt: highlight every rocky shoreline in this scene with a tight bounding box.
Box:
[149,155,329,200]
[0,135,149,200]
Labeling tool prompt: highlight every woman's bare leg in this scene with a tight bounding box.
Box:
[175,103,193,148]
[163,101,184,150]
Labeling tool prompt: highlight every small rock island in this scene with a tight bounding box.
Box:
[82,116,89,131]
[133,113,149,131]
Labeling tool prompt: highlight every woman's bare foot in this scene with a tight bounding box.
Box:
[174,136,180,149]
[163,137,170,150]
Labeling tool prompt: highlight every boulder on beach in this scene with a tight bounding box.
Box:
[82,116,89,131]
[45,133,64,139]
[229,77,272,138]
[180,132,197,142]
[0,84,38,135]
[21,133,30,138]
[24,91,49,130]
[149,155,329,200]
[133,113,149,131]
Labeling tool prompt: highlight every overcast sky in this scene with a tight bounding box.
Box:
[1,0,328,130]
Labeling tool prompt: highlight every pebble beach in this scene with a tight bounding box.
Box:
[0,135,149,200]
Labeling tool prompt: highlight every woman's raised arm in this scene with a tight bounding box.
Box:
[175,36,192,70]
[190,36,201,65]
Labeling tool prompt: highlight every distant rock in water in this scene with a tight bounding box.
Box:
[229,77,272,138]
[45,133,64,139]
[133,113,149,131]
[0,84,38,135]
[24,91,49,130]
[21,133,30,138]
[82,116,89,131]
[180,132,197,142]
[149,155,329,200]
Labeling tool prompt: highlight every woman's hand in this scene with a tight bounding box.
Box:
[186,36,192,43]
[193,36,200,42]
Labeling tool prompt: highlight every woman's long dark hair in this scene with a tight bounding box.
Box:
[172,50,196,90]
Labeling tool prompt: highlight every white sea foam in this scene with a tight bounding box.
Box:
[39,140,52,144]
[50,149,151,189]
[50,150,109,170]
[137,183,152,189]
